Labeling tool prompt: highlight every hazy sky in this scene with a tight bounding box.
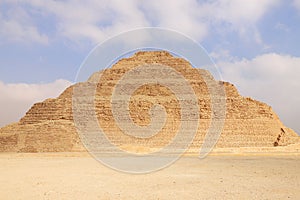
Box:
[0,0,299,134]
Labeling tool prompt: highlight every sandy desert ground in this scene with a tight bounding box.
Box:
[0,152,299,200]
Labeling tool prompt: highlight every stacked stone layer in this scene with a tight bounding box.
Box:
[0,51,299,152]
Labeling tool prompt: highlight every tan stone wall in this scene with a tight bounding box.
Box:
[0,51,299,152]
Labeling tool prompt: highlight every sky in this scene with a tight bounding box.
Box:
[0,0,299,134]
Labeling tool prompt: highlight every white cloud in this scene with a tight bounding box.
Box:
[0,4,48,44]
[218,53,300,134]
[0,0,281,45]
[22,0,150,45]
[139,0,208,40]
[209,0,280,25]
[0,79,72,128]
[202,0,281,46]
[294,0,300,10]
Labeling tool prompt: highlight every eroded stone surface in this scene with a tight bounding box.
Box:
[0,51,299,153]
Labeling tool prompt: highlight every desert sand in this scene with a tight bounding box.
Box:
[1,153,299,199]
[1,51,300,199]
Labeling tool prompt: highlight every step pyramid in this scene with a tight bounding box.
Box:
[0,51,299,153]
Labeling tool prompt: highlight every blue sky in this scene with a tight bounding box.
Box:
[0,0,300,134]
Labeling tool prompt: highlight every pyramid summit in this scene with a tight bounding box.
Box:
[0,51,299,153]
